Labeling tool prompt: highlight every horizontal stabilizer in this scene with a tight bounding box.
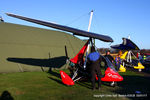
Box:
[6,13,113,42]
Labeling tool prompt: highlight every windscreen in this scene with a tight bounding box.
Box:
[101,55,117,72]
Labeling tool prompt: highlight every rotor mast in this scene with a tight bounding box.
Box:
[83,10,94,69]
[87,10,94,48]
[88,10,93,32]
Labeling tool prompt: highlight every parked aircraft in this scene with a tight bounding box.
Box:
[111,38,145,72]
[6,13,123,86]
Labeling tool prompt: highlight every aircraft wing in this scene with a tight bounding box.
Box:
[6,13,113,42]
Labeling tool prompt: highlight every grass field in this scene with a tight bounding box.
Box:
[0,69,149,100]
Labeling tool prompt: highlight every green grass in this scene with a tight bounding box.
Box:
[0,69,149,100]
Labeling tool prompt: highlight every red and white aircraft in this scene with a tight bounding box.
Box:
[6,13,123,87]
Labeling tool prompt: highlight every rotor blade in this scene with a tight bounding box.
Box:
[111,38,140,50]
[6,13,113,42]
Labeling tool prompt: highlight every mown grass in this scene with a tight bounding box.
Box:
[0,69,149,100]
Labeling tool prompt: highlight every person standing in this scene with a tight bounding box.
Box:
[87,46,102,90]
[115,54,121,71]
[104,51,114,63]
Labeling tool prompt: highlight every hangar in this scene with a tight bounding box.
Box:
[0,22,85,73]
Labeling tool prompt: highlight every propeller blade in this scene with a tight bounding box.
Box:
[65,45,69,60]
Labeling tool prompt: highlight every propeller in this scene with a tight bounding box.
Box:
[65,45,70,63]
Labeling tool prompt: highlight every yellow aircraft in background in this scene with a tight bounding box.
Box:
[111,38,145,72]
[120,51,144,72]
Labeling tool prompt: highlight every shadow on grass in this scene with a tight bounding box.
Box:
[48,70,73,87]
[48,76,65,86]
[48,76,74,88]
[112,75,150,99]
[7,56,67,68]
[0,91,14,100]
[48,70,61,78]
[76,81,91,89]
[142,63,150,74]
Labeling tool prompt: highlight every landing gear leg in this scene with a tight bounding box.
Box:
[138,69,142,72]
[110,81,117,87]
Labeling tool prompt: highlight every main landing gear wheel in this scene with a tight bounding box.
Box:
[110,81,117,87]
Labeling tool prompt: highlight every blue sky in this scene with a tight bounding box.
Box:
[0,0,150,49]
